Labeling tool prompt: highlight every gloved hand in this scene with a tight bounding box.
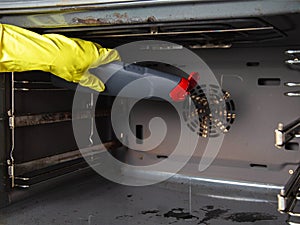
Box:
[0,23,121,92]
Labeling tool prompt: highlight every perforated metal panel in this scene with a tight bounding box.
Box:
[125,46,300,187]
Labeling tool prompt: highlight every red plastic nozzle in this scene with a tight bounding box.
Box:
[169,78,189,102]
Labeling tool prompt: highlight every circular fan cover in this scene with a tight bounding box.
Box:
[183,84,236,138]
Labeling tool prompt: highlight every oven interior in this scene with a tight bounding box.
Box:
[0,10,300,221]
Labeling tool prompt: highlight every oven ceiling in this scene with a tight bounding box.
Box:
[0,1,299,47]
[0,0,299,27]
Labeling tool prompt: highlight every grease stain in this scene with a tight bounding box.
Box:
[225,212,277,223]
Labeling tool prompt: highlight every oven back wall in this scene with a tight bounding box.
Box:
[125,46,300,186]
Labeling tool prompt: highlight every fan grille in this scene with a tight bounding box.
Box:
[183,84,236,138]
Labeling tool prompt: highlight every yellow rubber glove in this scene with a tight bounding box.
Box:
[0,24,121,92]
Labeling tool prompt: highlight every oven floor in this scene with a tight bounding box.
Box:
[0,171,288,225]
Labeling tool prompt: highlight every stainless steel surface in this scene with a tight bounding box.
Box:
[285,50,300,67]
[274,118,300,149]
[14,81,52,84]
[0,3,299,223]
[275,123,285,148]
[278,194,286,212]
[8,72,15,188]
[0,171,288,225]
[286,50,300,55]
[288,222,300,225]
[277,164,300,224]
[13,110,110,127]
[125,46,300,188]
[0,0,229,10]
[14,177,30,181]
[14,142,114,175]
[289,211,300,217]
[9,142,117,189]
[286,60,300,65]
[88,93,94,146]
[13,184,30,189]
[14,88,68,91]
[13,76,67,92]
[0,1,299,28]
[122,169,283,202]
[285,82,300,87]
[87,26,274,38]
[189,43,232,49]
[285,92,300,97]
